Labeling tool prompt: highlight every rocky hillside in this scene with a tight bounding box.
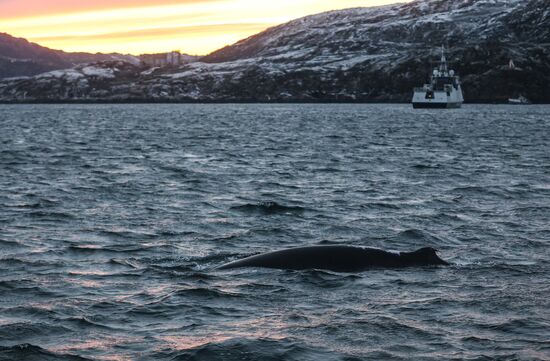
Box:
[1,0,549,103]
[0,33,139,79]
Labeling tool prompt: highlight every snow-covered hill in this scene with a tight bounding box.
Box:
[1,0,549,103]
[0,33,140,79]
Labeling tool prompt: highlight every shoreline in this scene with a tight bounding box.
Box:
[1,99,547,105]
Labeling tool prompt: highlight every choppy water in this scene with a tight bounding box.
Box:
[0,104,549,361]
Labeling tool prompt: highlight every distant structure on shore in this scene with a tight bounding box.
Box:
[507,58,523,71]
[139,51,191,67]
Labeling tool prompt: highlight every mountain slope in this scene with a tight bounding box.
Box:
[1,0,549,102]
[0,33,70,78]
[202,0,544,64]
[0,33,139,79]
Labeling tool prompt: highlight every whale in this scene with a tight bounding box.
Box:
[218,246,448,272]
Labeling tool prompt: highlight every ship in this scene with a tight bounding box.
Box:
[412,47,464,109]
[508,95,531,105]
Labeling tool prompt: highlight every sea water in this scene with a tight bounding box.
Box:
[0,104,549,360]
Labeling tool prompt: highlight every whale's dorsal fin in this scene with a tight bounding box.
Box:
[405,247,448,266]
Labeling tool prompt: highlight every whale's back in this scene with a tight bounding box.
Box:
[218,246,401,272]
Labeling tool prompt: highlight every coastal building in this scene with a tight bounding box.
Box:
[139,51,183,67]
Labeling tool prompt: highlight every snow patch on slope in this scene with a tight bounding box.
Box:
[81,66,115,78]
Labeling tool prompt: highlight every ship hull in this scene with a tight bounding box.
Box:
[508,99,530,105]
[412,102,462,109]
[412,87,464,109]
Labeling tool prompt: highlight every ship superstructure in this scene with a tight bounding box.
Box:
[412,47,464,109]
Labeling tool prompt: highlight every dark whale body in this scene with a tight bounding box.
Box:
[218,246,448,272]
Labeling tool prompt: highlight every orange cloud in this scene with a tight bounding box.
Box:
[33,23,269,42]
[0,0,217,17]
[31,23,273,55]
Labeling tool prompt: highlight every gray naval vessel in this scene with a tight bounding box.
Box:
[412,47,464,109]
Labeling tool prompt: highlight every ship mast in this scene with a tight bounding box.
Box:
[439,45,448,74]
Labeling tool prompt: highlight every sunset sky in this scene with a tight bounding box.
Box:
[0,0,408,55]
